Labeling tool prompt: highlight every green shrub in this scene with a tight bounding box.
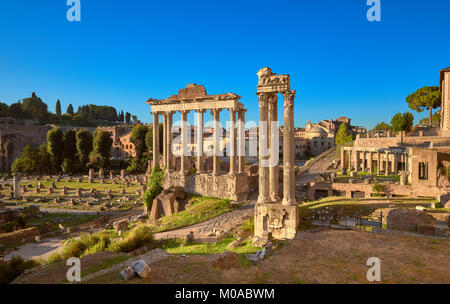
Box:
[60,231,113,259]
[109,225,154,253]
[372,182,384,196]
[0,256,38,284]
[142,167,164,211]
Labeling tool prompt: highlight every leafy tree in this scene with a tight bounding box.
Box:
[89,130,113,168]
[55,100,62,116]
[142,167,164,213]
[8,102,25,118]
[420,111,441,127]
[130,125,149,160]
[76,129,93,169]
[373,122,392,131]
[335,123,354,145]
[145,127,153,153]
[11,143,52,174]
[22,92,48,118]
[119,110,124,123]
[132,115,138,123]
[66,104,74,116]
[406,86,441,126]
[372,182,384,197]
[46,128,64,172]
[62,130,77,161]
[0,103,9,117]
[125,112,131,124]
[391,112,414,133]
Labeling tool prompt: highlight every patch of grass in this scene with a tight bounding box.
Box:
[109,225,154,253]
[161,237,261,255]
[26,213,99,229]
[0,256,39,284]
[155,196,241,232]
[81,254,131,277]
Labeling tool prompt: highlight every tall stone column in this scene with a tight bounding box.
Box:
[152,112,160,169]
[196,110,205,173]
[385,153,390,174]
[180,110,189,175]
[162,113,167,168]
[362,151,367,171]
[238,109,246,174]
[369,152,373,172]
[257,93,270,204]
[340,148,345,170]
[394,152,398,175]
[355,150,360,172]
[211,109,222,176]
[229,109,237,175]
[377,151,381,174]
[348,150,352,170]
[268,94,279,202]
[167,112,174,171]
[282,90,295,206]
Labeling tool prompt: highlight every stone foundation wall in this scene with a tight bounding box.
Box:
[386,209,435,232]
[163,172,249,201]
[254,203,298,240]
[0,227,39,246]
[308,181,443,200]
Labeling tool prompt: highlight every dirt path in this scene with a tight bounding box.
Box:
[154,202,254,241]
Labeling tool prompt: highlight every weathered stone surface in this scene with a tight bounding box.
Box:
[131,260,151,278]
[210,251,240,270]
[114,220,128,233]
[387,209,435,232]
[149,187,186,222]
[120,266,135,280]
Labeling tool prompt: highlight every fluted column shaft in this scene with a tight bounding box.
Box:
[180,110,189,175]
[162,113,167,168]
[167,112,174,171]
[152,112,160,168]
[229,109,237,175]
[238,109,246,173]
[282,90,295,206]
[196,110,205,173]
[268,94,279,202]
[340,148,345,170]
[257,93,270,204]
[211,109,222,175]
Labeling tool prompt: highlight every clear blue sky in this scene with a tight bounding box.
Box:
[0,0,448,129]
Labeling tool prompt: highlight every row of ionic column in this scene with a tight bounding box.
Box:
[152,108,246,176]
[341,149,407,175]
[257,90,296,206]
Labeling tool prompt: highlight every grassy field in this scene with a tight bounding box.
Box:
[161,237,260,255]
[26,213,100,229]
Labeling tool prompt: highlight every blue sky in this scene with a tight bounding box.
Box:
[0,0,448,129]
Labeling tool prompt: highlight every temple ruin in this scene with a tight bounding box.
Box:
[146,84,248,201]
[253,67,299,240]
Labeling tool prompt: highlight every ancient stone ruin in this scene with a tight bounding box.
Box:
[253,67,299,241]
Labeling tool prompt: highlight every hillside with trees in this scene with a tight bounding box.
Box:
[0,92,136,127]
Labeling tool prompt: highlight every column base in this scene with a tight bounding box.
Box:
[254,203,298,240]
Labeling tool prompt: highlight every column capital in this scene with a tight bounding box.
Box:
[180,110,190,115]
[282,90,295,108]
[195,109,206,114]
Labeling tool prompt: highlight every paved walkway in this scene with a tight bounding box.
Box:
[4,237,65,261]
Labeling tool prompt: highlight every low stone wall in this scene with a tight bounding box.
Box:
[387,209,435,233]
[163,172,249,201]
[308,181,443,201]
[0,227,39,246]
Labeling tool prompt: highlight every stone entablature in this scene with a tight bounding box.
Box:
[163,172,248,201]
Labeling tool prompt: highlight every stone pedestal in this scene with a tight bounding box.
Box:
[254,203,298,240]
[13,173,21,199]
[88,169,94,183]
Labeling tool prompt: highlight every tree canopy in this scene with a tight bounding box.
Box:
[406,86,441,126]
[391,112,414,133]
[335,123,354,146]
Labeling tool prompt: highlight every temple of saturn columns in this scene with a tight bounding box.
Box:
[253,67,299,240]
[146,84,249,201]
